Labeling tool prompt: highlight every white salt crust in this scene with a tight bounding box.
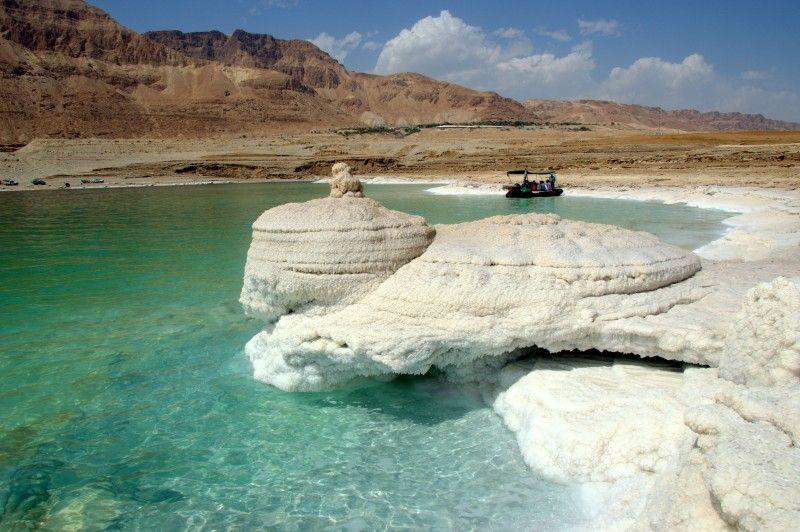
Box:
[241,183,800,529]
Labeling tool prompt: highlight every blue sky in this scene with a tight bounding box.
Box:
[92,0,800,120]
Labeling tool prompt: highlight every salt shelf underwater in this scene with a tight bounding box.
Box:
[0,167,798,529]
[241,164,800,530]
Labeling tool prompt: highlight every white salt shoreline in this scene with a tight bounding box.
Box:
[567,186,800,262]
[241,172,799,530]
[425,182,800,262]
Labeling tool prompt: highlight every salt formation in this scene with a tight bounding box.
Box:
[241,185,800,528]
[719,276,800,386]
[329,162,363,198]
[245,213,701,391]
[239,167,433,320]
[489,358,712,483]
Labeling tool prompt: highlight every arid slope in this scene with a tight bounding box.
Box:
[525,99,800,132]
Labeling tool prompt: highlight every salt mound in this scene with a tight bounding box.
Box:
[719,276,800,386]
[329,162,364,198]
[240,196,435,321]
[245,214,702,390]
[683,382,800,530]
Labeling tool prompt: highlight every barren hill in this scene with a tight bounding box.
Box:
[144,29,530,125]
[0,0,530,144]
[525,99,800,132]
[0,0,797,145]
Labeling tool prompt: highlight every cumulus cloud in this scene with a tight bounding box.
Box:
[363,40,382,51]
[372,11,800,121]
[578,18,620,36]
[375,11,502,79]
[310,31,362,62]
[375,10,582,97]
[602,54,715,108]
[496,43,595,98]
[600,55,800,120]
[533,27,572,42]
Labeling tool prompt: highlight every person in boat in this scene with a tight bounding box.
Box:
[538,180,547,191]
[548,173,556,189]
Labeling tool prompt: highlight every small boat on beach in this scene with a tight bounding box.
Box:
[503,170,562,198]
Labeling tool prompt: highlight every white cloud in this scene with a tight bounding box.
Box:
[741,70,770,81]
[372,11,800,121]
[602,54,715,108]
[533,27,572,42]
[363,41,382,51]
[310,31,362,62]
[493,27,524,39]
[374,10,584,96]
[496,43,595,98]
[375,11,502,79]
[578,18,620,36]
[599,54,800,120]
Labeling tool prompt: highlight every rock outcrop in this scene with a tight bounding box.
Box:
[244,211,702,391]
[240,173,433,321]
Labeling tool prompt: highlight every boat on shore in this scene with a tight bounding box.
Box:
[503,170,562,198]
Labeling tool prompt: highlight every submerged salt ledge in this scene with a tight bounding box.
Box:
[241,170,800,529]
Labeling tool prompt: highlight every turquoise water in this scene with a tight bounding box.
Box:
[0,183,729,529]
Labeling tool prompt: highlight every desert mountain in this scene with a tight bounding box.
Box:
[144,29,529,126]
[0,0,797,144]
[0,0,531,143]
[525,99,800,132]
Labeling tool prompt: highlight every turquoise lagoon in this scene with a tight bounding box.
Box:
[0,183,729,529]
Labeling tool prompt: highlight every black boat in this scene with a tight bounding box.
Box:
[503,170,562,198]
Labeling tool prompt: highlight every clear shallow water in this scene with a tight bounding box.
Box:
[0,183,729,529]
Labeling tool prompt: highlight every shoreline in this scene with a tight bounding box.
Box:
[0,177,315,193]
[3,171,799,193]
[425,181,800,261]
[6,174,797,263]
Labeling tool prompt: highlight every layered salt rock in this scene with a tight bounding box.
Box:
[329,162,364,198]
[245,213,702,391]
[239,192,434,321]
[719,276,800,386]
[487,278,800,530]
[640,386,800,531]
[485,357,729,529]
[488,358,716,483]
[643,278,800,531]
[681,383,800,531]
